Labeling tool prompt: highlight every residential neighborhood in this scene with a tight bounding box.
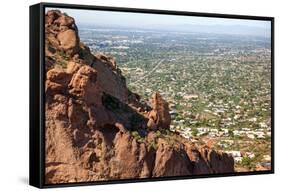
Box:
[80,25,271,171]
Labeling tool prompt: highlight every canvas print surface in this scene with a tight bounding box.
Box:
[44,8,272,184]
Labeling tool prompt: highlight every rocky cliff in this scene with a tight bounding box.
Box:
[44,10,234,184]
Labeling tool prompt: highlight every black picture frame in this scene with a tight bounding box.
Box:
[30,2,274,188]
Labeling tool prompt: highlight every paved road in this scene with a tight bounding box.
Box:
[131,59,165,84]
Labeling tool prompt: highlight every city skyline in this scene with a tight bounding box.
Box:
[46,8,271,37]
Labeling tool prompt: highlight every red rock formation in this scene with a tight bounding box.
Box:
[45,10,128,102]
[44,10,234,184]
[147,92,171,130]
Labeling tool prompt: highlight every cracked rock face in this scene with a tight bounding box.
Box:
[44,10,235,184]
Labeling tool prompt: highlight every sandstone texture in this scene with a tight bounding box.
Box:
[44,10,235,184]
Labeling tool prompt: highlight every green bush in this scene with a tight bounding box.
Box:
[131,131,140,138]
[229,130,234,137]
[241,156,255,169]
[156,130,161,137]
[131,131,145,143]
[191,128,199,137]
[151,142,158,150]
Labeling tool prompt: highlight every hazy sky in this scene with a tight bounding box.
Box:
[46,7,271,36]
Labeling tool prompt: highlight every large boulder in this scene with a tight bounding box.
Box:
[68,64,100,105]
[57,29,79,55]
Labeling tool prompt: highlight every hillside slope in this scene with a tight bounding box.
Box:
[44,10,234,184]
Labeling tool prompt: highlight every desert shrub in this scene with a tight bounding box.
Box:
[156,130,162,137]
[58,50,70,61]
[131,131,145,143]
[264,135,271,141]
[150,141,158,150]
[191,128,199,137]
[228,129,234,137]
[241,157,251,166]
[241,156,254,169]
[166,136,176,147]
[56,60,67,67]
[131,131,140,138]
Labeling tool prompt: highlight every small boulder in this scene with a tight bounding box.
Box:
[54,15,75,28]
[46,10,60,25]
